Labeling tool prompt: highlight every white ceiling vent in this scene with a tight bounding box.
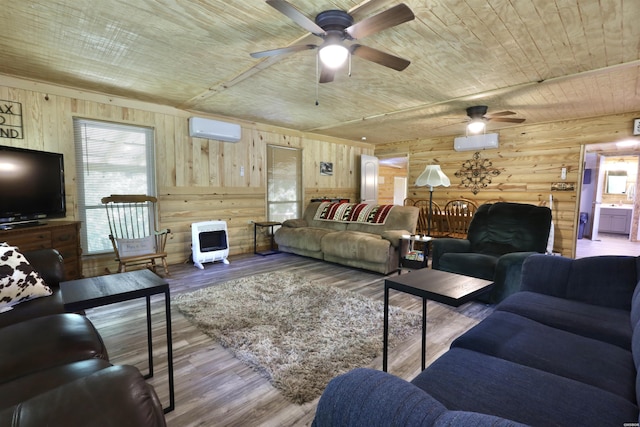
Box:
[454,133,499,151]
[189,117,242,142]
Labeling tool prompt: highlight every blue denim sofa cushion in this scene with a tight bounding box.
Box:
[521,254,640,310]
[631,284,640,327]
[451,310,635,400]
[565,256,640,310]
[313,367,527,427]
[497,291,632,349]
[410,348,638,427]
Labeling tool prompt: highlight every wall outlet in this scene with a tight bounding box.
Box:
[240,166,244,177]
[561,167,567,180]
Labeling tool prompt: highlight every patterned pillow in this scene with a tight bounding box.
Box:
[0,243,52,313]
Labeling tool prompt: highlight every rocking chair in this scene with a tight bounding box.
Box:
[101,194,170,275]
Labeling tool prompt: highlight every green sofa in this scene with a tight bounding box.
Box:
[274,202,419,274]
[432,202,552,303]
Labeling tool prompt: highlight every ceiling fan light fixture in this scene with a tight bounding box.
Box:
[467,119,486,134]
[318,43,349,69]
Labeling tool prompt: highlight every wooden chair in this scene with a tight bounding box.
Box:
[413,199,428,235]
[444,199,479,239]
[101,194,170,275]
[414,200,449,237]
[403,198,416,206]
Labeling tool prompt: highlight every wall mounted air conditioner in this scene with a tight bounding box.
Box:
[454,133,499,152]
[189,117,242,142]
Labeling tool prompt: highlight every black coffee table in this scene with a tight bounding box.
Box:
[383,268,493,372]
[60,269,174,413]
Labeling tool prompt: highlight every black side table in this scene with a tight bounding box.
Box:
[60,269,175,413]
[399,234,433,272]
[383,269,493,373]
[253,221,281,256]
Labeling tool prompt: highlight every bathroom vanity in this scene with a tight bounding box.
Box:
[599,205,633,234]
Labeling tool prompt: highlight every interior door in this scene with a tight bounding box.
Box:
[361,154,379,204]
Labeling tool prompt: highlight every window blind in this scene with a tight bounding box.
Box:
[73,118,155,254]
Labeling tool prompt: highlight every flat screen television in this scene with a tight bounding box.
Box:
[0,145,66,229]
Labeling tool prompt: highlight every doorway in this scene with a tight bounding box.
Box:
[577,142,640,258]
[378,156,408,205]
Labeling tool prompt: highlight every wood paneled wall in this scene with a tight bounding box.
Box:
[0,76,372,277]
[375,112,640,257]
[2,75,638,268]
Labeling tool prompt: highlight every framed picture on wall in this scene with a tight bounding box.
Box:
[320,162,333,176]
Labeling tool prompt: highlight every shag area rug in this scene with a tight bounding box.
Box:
[174,271,422,404]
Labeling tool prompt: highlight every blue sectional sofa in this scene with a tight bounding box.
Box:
[313,254,640,426]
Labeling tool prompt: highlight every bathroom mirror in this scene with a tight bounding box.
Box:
[605,170,628,194]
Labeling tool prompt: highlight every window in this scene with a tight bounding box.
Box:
[267,145,302,222]
[73,118,155,255]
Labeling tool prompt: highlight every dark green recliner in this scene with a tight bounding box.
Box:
[432,202,552,303]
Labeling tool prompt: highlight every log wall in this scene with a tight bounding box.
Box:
[0,76,371,276]
[375,112,640,257]
[3,74,638,269]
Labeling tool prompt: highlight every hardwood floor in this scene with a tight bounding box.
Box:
[83,253,494,427]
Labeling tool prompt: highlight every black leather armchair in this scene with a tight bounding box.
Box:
[0,248,167,425]
[432,202,552,303]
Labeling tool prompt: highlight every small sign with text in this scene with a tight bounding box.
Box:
[0,100,23,139]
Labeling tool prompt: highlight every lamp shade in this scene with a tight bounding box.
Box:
[319,44,349,69]
[415,164,451,188]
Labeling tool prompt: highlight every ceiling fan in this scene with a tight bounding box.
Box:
[465,105,526,134]
[250,0,415,83]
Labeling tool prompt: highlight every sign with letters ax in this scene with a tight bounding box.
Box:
[0,100,23,139]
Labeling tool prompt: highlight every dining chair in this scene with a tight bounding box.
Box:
[414,199,449,237]
[444,198,479,239]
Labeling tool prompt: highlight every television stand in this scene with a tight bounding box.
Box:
[0,221,82,279]
[0,220,47,231]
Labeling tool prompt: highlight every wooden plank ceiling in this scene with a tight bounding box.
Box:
[1,0,638,144]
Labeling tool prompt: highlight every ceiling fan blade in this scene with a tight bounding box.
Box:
[348,0,395,19]
[319,67,335,84]
[266,0,326,36]
[346,3,414,40]
[490,117,526,123]
[350,44,410,71]
[250,44,317,58]
[486,111,516,117]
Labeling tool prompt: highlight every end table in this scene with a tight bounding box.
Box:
[399,234,433,272]
[253,221,281,256]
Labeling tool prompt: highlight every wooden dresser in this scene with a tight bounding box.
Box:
[0,221,83,280]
